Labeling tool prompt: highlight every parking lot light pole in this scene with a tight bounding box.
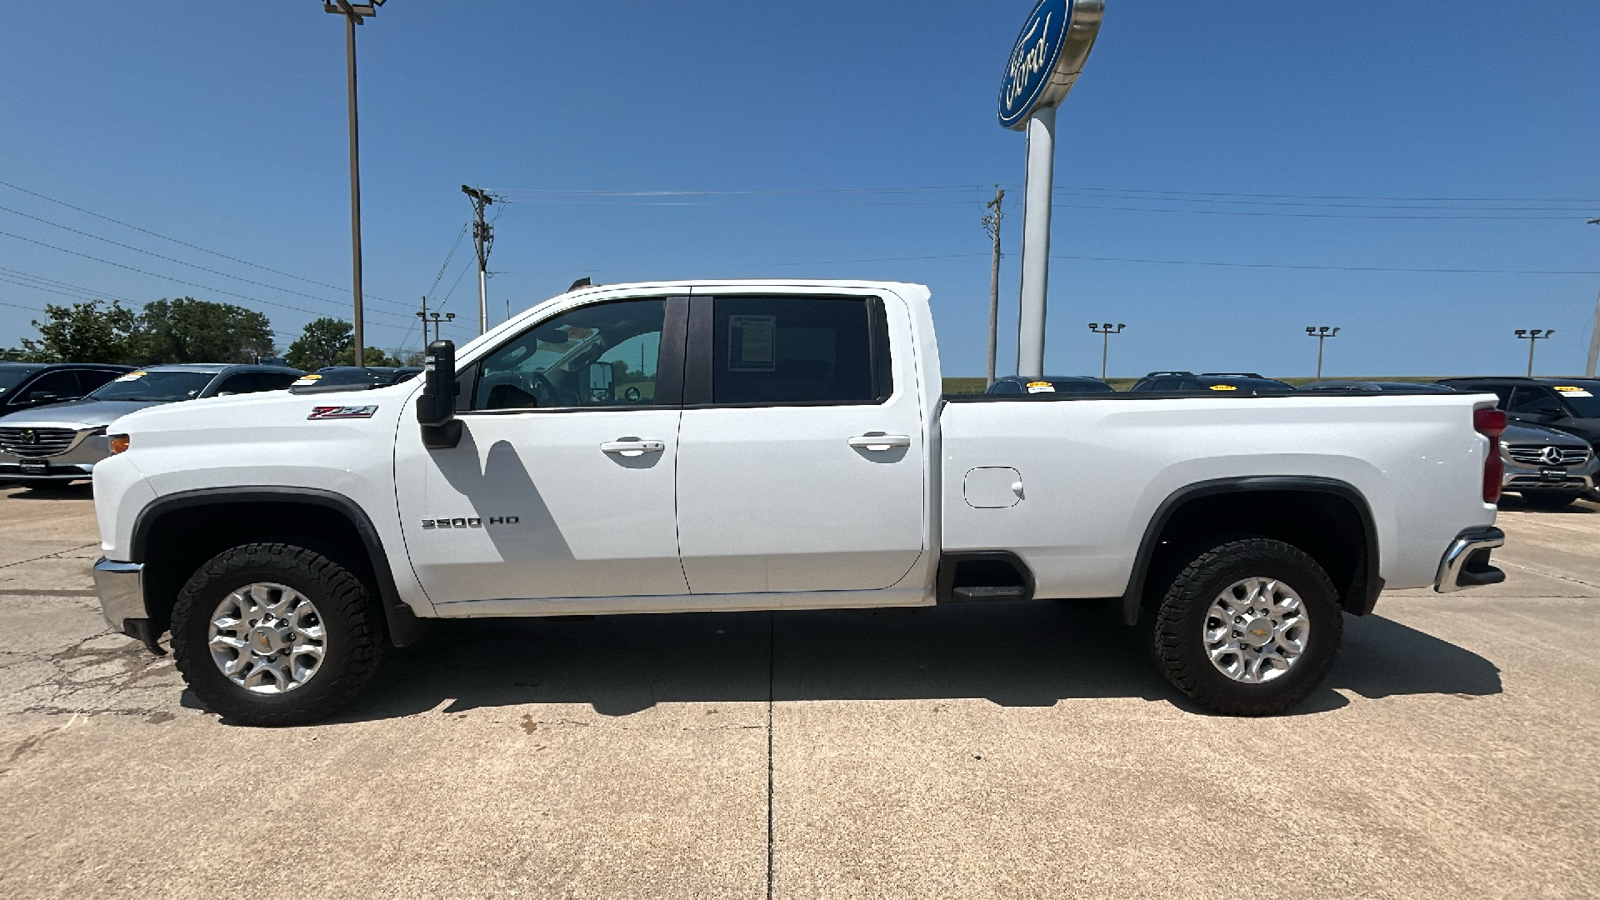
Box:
[1088,322,1125,380]
[1516,328,1554,377]
[1305,326,1340,380]
[324,0,384,364]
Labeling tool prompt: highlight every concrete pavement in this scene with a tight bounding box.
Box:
[0,483,1596,898]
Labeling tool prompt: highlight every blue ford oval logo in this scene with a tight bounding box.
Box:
[999,0,1072,129]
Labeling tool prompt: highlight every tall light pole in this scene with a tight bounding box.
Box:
[1587,218,1599,377]
[1088,322,1124,380]
[1305,325,1340,380]
[1516,328,1554,377]
[324,0,384,364]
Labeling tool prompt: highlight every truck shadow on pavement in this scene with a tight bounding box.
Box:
[335,598,1502,723]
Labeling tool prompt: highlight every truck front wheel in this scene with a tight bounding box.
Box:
[1150,537,1342,716]
[171,542,385,726]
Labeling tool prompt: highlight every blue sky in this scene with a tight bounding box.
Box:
[1,1,1597,377]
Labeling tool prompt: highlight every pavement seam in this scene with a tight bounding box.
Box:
[1501,558,1600,590]
[0,542,98,571]
[766,610,776,900]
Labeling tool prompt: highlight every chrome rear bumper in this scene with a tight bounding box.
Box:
[1433,527,1506,593]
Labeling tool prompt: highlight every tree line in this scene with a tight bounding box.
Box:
[0,298,418,371]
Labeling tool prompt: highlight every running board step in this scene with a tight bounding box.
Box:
[950,585,1029,602]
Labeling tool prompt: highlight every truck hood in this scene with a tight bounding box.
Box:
[111,379,416,440]
[0,398,167,429]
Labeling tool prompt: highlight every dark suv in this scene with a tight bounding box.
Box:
[0,362,132,415]
[1437,377,1600,449]
[1129,371,1294,395]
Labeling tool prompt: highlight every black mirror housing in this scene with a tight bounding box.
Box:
[419,339,463,449]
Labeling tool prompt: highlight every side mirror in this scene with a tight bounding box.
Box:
[418,339,463,450]
[586,362,615,404]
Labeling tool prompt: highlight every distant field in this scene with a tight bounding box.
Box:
[941,375,1451,395]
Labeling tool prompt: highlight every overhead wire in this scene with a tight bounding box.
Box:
[0,229,413,330]
[0,178,404,305]
[0,203,418,314]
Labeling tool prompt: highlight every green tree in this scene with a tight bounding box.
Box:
[135,297,274,363]
[334,345,402,367]
[16,299,140,363]
[286,317,353,370]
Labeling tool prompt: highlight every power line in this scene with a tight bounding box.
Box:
[0,229,414,329]
[0,203,415,314]
[1049,252,1600,275]
[490,183,1600,206]
[0,179,403,305]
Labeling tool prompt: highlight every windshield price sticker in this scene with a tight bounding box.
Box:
[728,315,777,373]
[1026,381,1056,393]
[1554,386,1594,397]
[115,371,147,382]
[1209,384,1239,391]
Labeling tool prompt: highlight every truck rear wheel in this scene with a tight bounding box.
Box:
[171,542,385,726]
[1150,537,1341,716]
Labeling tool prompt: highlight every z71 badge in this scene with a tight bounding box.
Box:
[308,405,378,420]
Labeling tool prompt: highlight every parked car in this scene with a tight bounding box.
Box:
[984,375,1114,395]
[0,362,132,415]
[290,366,423,393]
[1496,421,1598,509]
[1129,371,1295,394]
[1437,377,1600,449]
[0,363,301,485]
[92,280,1505,725]
[1299,380,1456,393]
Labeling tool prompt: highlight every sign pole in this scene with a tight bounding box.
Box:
[996,0,1102,379]
[1016,106,1056,379]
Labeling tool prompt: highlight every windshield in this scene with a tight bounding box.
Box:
[0,367,42,394]
[86,371,214,402]
[1562,394,1600,418]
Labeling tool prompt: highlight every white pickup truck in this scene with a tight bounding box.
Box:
[91,280,1507,724]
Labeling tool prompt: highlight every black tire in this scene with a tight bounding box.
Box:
[171,542,385,726]
[1151,537,1342,716]
[1520,490,1579,511]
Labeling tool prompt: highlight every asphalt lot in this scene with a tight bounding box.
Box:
[0,484,1597,898]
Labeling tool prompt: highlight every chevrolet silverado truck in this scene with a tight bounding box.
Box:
[90,280,1507,725]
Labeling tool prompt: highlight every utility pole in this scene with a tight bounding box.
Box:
[1586,218,1599,377]
[324,0,383,367]
[1305,326,1340,379]
[416,296,431,347]
[982,187,1005,388]
[1088,322,1125,380]
[462,185,496,335]
[1516,328,1554,377]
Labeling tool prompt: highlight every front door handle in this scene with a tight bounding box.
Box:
[601,438,666,457]
[848,432,911,451]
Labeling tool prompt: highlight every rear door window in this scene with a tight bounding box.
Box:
[21,370,82,402]
[706,296,891,406]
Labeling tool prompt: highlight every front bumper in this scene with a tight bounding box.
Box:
[92,557,162,653]
[0,461,95,482]
[1433,527,1506,593]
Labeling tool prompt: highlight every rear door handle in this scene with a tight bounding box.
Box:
[848,432,911,451]
[601,438,665,457]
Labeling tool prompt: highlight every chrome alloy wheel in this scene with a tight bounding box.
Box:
[1203,577,1310,684]
[207,582,327,694]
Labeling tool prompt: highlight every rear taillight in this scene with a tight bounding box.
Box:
[1474,409,1506,503]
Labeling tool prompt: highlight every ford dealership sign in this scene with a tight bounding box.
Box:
[998,0,1104,130]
